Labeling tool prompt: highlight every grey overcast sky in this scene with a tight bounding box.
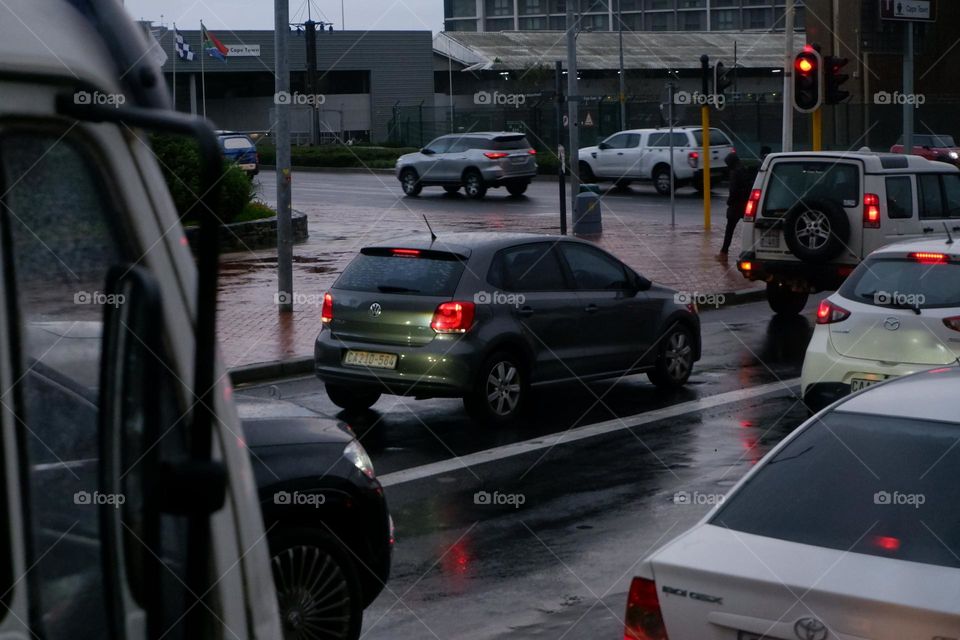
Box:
[123,0,442,33]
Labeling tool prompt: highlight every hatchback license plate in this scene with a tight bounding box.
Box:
[760,232,780,248]
[344,350,397,369]
[851,377,882,392]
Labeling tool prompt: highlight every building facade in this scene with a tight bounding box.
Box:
[444,0,806,33]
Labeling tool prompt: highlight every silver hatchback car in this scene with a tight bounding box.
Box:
[396,132,538,199]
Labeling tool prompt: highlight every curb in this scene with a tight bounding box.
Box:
[261,165,394,175]
[226,287,767,384]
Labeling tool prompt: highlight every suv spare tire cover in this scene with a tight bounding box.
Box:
[783,198,851,263]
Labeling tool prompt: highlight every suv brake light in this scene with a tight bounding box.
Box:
[321,292,334,324]
[484,152,509,159]
[863,193,881,228]
[943,316,960,332]
[528,148,537,155]
[816,299,850,325]
[431,301,475,333]
[624,577,668,640]
[687,151,699,169]
[744,189,761,221]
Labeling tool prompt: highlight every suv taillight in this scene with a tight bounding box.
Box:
[744,189,761,221]
[321,292,334,324]
[528,148,537,155]
[431,301,475,333]
[625,577,668,640]
[863,193,881,228]
[816,299,850,325]
[484,152,509,160]
[687,151,699,169]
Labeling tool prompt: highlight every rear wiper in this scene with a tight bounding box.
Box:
[891,301,922,315]
[377,285,420,293]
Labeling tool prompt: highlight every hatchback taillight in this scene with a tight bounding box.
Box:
[943,316,960,332]
[431,301,475,333]
[484,152,509,160]
[816,299,850,325]
[744,189,761,221]
[863,193,881,228]
[321,292,334,324]
[624,577,668,640]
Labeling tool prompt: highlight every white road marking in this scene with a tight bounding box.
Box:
[377,378,800,487]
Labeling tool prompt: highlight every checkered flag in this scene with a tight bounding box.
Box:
[174,27,195,61]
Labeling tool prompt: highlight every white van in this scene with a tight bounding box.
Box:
[0,1,281,638]
[737,151,960,314]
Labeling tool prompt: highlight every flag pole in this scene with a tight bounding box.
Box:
[200,21,207,119]
[172,24,177,110]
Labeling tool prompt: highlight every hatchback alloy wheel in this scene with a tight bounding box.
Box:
[648,326,695,389]
[465,352,525,423]
[486,360,521,416]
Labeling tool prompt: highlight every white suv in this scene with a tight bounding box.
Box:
[577,126,733,195]
[738,151,960,314]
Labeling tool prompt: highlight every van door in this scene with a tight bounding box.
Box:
[908,173,960,240]
[0,127,196,639]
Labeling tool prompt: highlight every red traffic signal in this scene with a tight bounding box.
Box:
[824,55,850,105]
[793,46,822,113]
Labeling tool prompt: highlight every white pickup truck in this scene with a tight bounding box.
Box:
[578,126,734,194]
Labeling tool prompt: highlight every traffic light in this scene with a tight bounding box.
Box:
[714,61,733,98]
[824,55,850,105]
[793,45,823,113]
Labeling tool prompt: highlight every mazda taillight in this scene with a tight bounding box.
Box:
[943,316,960,332]
[484,152,509,160]
[687,151,699,169]
[816,299,850,325]
[744,189,761,221]
[910,251,949,264]
[431,301,475,333]
[863,193,881,228]
[624,577,668,640]
[321,292,334,324]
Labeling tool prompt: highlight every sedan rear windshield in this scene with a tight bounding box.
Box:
[335,250,466,296]
[839,257,960,309]
[762,161,859,216]
[712,412,960,568]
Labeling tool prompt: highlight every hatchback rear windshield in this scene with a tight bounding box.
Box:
[490,135,531,150]
[762,161,859,216]
[692,129,732,147]
[334,250,466,296]
[712,411,960,568]
[839,256,960,309]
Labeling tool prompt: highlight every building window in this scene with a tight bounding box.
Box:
[744,8,770,29]
[582,13,609,30]
[519,16,547,28]
[711,8,738,30]
[647,12,673,30]
[679,10,705,30]
[645,0,671,9]
[619,0,641,9]
[549,15,567,28]
[678,0,705,7]
[519,0,546,14]
[549,0,565,12]
[486,17,515,30]
[485,0,513,17]
[619,11,642,30]
[445,18,478,31]
[583,0,609,13]
[445,0,477,18]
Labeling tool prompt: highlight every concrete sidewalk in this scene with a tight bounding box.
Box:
[218,174,760,373]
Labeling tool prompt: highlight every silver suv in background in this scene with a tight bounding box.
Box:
[396,132,538,199]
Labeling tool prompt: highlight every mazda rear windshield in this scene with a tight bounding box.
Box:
[335,250,466,296]
[762,161,859,216]
[712,412,960,568]
[839,257,960,309]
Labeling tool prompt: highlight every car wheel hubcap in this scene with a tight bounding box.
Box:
[273,545,352,640]
[656,173,670,191]
[486,361,520,416]
[664,332,692,381]
[403,174,416,192]
[795,210,831,250]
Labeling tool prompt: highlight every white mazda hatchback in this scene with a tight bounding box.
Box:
[625,367,960,640]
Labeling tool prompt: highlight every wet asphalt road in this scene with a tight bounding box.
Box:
[236,295,825,640]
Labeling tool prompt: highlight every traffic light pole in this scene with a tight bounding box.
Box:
[903,22,915,156]
[812,107,822,151]
[782,1,795,152]
[701,55,711,231]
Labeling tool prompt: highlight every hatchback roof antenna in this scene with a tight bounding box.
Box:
[944,222,954,245]
[422,214,437,242]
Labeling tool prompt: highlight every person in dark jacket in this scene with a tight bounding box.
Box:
[719,152,754,257]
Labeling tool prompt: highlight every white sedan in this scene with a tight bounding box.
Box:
[800,237,960,409]
[625,368,960,640]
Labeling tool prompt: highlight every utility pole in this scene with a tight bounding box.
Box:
[902,21,914,156]
[275,0,293,313]
[566,0,580,212]
[617,0,626,129]
[782,0,795,151]
[556,60,567,235]
[701,54,711,231]
[304,17,320,145]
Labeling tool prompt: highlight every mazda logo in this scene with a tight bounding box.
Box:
[794,617,828,640]
[884,317,901,331]
[369,302,382,318]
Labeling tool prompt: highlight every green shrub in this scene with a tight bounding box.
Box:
[256,143,417,170]
[233,200,276,223]
[150,134,253,224]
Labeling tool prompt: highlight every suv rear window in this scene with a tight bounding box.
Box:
[222,136,254,150]
[712,412,960,568]
[335,250,466,296]
[490,135,530,151]
[762,161,859,216]
[839,256,960,308]
[692,129,731,147]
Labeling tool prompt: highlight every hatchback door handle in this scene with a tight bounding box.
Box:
[518,306,535,317]
[584,304,599,313]
[923,227,935,232]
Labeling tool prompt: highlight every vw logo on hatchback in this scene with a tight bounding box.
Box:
[794,617,828,640]
[369,302,382,318]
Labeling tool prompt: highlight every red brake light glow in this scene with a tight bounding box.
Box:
[816,299,850,325]
[484,152,509,159]
[744,189,761,221]
[431,301,475,333]
[871,535,901,552]
[624,577,668,640]
[391,248,421,257]
[910,251,949,264]
[863,193,881,228]
[321,292,334,324]
[528,148,537,155]
[687,151,699,169]
[942,316,960,332]
[739,260,753,272]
